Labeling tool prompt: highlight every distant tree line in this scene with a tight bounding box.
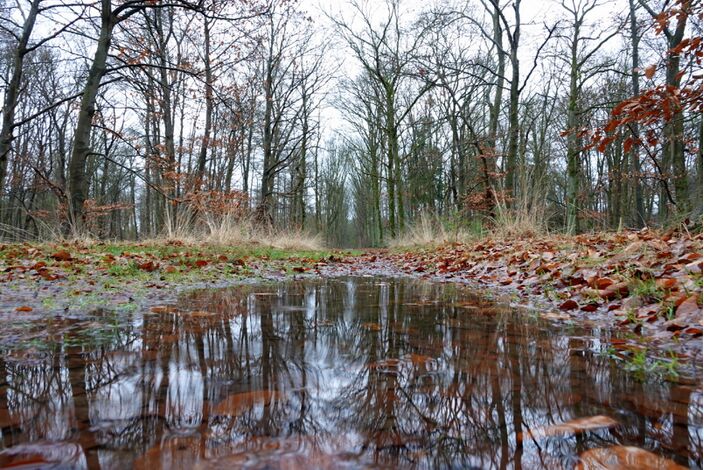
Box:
[0,0,701,246]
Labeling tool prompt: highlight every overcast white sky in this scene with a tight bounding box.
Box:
[295,0,625,141]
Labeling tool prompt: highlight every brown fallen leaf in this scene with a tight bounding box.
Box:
[519,415,618,441]
[137,261,159,272]
[15,306,32,312]
[361,322,382,331]
[50,250,72,262]
[213,390,283,416]
[599,282,629,300]
[656,277,678,290]
[150,305,176,314]
[559,299,579,311]
[576,446,687,470]
[591,277,614,290]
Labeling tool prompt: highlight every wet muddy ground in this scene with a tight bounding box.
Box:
[0,276,700,469]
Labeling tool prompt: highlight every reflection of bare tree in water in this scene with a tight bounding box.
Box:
[0,277,699,468]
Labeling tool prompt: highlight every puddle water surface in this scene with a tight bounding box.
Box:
[0,277,700,469]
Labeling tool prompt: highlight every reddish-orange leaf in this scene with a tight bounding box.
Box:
[656,278,678,290]
[138,261,159,272]
[559,299,579,311]
[644,64,657,79]
[50,250,72,262]
[16,306,33,312]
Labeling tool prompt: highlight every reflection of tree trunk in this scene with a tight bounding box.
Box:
[507,324,523,469]
[671,386,691,456]
[492,330,509,469]
[260,309,274,433]
[196,333,209,430]
[68,350,101,469]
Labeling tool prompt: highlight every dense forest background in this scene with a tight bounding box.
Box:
[0,0,701,247]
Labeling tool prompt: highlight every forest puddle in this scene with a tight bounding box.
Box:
[0,277,700,469]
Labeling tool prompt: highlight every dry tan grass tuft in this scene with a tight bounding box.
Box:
[388,212,476,248]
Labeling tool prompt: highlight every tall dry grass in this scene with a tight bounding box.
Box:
[388,211,477,248]
[161,210,322,250]
[489,175,550,238]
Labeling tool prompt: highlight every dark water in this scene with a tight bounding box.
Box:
[0,277,700,469]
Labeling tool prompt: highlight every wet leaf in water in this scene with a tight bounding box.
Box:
[576,446,687,469]
[520,415,618,441]
[213,390,283,416]
[361,322,381,331]
[150,305,176,314]
[367,358,401,371]
[407,353,433,366]
[0,442,85,469]
[541,311,571,321]
[187,310,218,318]
[134,436,202,470]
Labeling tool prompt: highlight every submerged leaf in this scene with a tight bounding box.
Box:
[576,446,686,470]
[520,415,618,441]
[213,390,283,416]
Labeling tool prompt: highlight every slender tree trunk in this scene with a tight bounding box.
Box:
[196,17,213,187]
[0,0,41,198]
[385,86,398,237]
[629,0,645,227]
[566,23,580,234]
[505,1,521,203]
[155,7,177,231]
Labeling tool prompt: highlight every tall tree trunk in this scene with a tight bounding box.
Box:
[259,41,275,222]
[196,16,213,188]
[566,21,580,234]
[155,7,177,231]
[504,0,521,203]
[67,0,114,233]
[385,85,398,237]
[629,0,645,227]
[0,0,41,198]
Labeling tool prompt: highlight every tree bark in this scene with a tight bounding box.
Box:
[0,0,41,198]
[67,0,114,233]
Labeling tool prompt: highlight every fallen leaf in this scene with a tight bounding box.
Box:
[15,306,32,312]
[576,445,686,470]
[559,299,579,311]
[213,390,283,416]
[150,305,176,314]
[50,250,72,262]
[520,415,618,441]
[138,261,159,272]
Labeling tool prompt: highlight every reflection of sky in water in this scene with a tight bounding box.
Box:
[0,277,699,469]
